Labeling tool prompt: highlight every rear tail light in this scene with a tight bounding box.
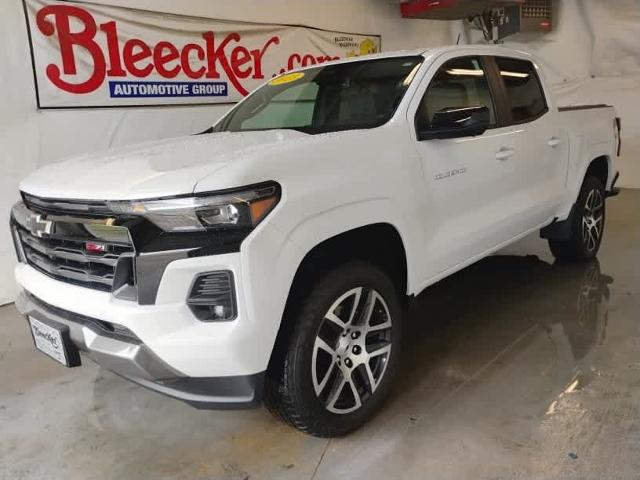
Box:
[187,271,237,321]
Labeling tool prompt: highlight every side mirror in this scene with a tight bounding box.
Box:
[418,106,490,141]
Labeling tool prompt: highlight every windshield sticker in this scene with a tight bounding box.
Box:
[269,72,305,86]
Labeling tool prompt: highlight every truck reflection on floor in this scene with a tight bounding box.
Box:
[396,255,612,414]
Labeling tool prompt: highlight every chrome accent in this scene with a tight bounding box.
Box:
[11,226,26,263]
[19,232,119,267]
[12,201,53,238]
[25,250,114,287]
[434,167,467,181]
[312,287,393,415]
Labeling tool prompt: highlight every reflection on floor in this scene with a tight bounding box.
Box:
[1,189,639,480]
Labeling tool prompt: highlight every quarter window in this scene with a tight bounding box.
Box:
[495,57,548,123]
[416,57,496,130]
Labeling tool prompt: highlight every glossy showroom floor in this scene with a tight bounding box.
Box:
[1,190,639,480]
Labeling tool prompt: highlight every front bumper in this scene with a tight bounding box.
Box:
[15,289,263,409]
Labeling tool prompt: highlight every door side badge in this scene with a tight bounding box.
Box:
[434,168,467,181]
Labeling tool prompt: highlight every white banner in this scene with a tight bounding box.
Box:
[24,0,382,108]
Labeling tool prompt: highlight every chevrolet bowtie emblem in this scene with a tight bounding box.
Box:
[27,213,54,238]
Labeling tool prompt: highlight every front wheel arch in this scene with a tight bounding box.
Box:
[266,223,408,389]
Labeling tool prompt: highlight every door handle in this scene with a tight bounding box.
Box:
[495,147,515,161]
[548,137,562,148]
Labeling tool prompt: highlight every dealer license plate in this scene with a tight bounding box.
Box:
[28,316,74,366]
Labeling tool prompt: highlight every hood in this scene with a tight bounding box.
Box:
[19,130,307,201]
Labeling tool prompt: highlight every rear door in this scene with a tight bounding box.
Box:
[408,54,522,279]
[490,56,568,230]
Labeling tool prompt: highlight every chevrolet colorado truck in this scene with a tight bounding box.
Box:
[10,46,620,437]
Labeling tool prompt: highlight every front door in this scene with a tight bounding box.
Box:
[409,55,520,279]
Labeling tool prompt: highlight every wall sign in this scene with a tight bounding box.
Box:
[23,0,382,108]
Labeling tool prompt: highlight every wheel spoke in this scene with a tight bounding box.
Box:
[345,287,363,326]
[359,289,376,327]
[585,190,594,212]
[312,337,338,396]
[592,191,603,211]
[368,343,392,359]
[367,319,392,333]
[315,359,337,395]
[326,374,347,411]
[324,312,347,330]
[364,362,377,393]
[315,337,336,356]
[587,229,596,250]
[347,378,363,410]
[362,291,392,333]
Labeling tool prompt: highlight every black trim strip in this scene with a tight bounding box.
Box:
[558,104,612,112]
[25,292,142,344]
[482,55,511,129]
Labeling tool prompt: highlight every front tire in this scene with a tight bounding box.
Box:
[549,176,606,262]
[265,262,402,437]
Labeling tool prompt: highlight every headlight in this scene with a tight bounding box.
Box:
[107,182,280,232]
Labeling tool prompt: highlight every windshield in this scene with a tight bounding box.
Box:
[213,56,423,135]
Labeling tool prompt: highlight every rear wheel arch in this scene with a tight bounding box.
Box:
[585,155,610,189]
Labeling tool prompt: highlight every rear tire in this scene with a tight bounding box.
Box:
[264,261,402,437]
[549,176,606,262]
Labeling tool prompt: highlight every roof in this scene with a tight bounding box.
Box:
[291,44,535,71]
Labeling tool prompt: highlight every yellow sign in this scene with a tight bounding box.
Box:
[269,72,305,86]
[346,38,379,58]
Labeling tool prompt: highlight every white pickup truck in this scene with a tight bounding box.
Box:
[11,45,620,436]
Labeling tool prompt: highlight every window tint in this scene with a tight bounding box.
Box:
[241,83,318,130]
[416,57,496,130]
[495,57,547,123]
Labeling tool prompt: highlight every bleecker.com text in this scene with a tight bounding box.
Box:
[35,4,282,96]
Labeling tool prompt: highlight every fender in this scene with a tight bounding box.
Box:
[542,152,613,241]
[556,136,614,222]
[235,199,415,373]
[275,198,417,296]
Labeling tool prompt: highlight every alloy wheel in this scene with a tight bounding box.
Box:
[311,287,393,414]
[582,188,604,253]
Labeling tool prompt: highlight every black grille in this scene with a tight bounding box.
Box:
[12,199,134,293]
[22,193,112,217]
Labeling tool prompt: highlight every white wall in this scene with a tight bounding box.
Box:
[0,0,451,304]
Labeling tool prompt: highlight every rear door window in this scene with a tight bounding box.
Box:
[494,57,548,123]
